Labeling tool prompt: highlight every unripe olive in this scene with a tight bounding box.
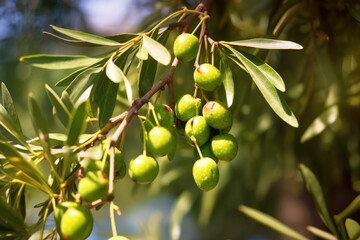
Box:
[193,64,222,91]
[175,94,202,122]
[149,104,175,128]
[202,101,232,130]
[147,126,175,156]
[54,201,79,232]
[57,202,94,240]
[173,33,199,62]
[78,171,109,202]
[128,155,159,184]
[192,157,219,191]
[185,116,211,147]
[211,133,238,161]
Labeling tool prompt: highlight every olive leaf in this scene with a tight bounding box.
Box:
[239,205,309,240]
[0,196,26,233]
[0,142,53,195]
[0,105,29,149]
[300,105,339,142]
[66,101,87,146]
[220,53,235,107]
[345,218,360,240]
[142,34,171,65]
[299,164,341,238]
[222,38,303,50]
[1,83,22,133]
[50,25,122,46]
[28,94,53,162]
[19,54,102,70]
[223,44,298,127]
[45,84,71,127]
[138,29,170,97]
[106,55,133,102]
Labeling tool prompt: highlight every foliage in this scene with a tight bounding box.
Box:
[0,0,359,239]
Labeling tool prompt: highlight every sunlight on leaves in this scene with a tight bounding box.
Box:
[142,34,171,65]
[301,105,339,142]
[106,55,133,102]
[223,38,303,50]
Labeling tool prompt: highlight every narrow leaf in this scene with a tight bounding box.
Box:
[45,85,70,127]
[20,54,102,70]
[224,44,298,127]
[50,25,122,46]
[220,54,235,107]
[97,80,119,128]
[0,142,53,195]
[241,51,286,92]
[345,218,360,240]
[65,67,102,102]
[106,55,132,102]
[306,226,336,240]
[299,164,340,237]
[0,105,29,148]
[66,101,87,146]
[142,34,171,65]
[0,197,26,232]
[223,38,303,50]
[300,105,339,142]
[1,83,22,133]
[239,205,309,240]
[138,30,163,97]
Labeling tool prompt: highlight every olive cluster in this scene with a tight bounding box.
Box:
[128,104,176,184]
[54,148,127,240]
[173,33,239,191]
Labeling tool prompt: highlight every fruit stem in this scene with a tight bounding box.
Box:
[191,136,204,159]
[149,102,161,126]
[110,201,119,237]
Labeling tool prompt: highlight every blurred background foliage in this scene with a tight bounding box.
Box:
[0,0,359,239]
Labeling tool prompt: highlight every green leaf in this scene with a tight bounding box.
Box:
[223,38,303,50]
[220,54,235,107]
[223,44,298,127]
[1,83,22,134]
[239,205,309,240]
[97,80,119,128]
[300,105,339,142]
[241,51,286,92]
[0,105,29,149]
[45,85,70,127]
[66,101,87,146]
[65,67,102,102]
[345,218,360,240]
[50,25,122,46]
[29,94,55,172]
[136,44,149,60]
[19,54,102,70]
[27,133,67,147]
[138,30,167,97]
[335,195,360,223]
[306,226,336,240]
[0,197,26,232]
[142,34,171,65]
[0,142,53,195]
[299,164,340,237]
[106,55,132,102]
